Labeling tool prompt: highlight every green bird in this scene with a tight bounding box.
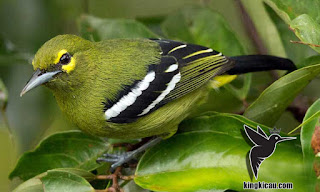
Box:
[21,34,296,171]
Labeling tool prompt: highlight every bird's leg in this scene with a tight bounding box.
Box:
[97,137,162,172]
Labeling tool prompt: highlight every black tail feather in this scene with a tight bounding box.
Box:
[226,55,296,75]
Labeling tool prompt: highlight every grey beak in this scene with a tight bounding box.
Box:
[278,136,296,143]
[20,69,61,97]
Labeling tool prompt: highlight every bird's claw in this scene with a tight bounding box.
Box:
[96,152,133,172]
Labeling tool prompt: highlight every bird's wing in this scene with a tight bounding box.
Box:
[151,39,234,103]
[250,147,266,179]
[104,39,233,123]
[244,125,268,145]
[257,126,268,139]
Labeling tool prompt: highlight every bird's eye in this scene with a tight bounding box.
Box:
[275,136,278,140]
[60,53,71,65]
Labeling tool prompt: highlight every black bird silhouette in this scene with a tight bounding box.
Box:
[244,125,296,179]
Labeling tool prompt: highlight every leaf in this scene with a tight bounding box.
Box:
[290,14,320,53]
[10,130,109,181]
[13,168,96,192]
[244,63,320,126]
[79,15,159,41]
[223,73,252,100]
[135,113,305,191]
[266,5,318,66]
[161,6,245,56]
[265,0,320,53]
[299,55,320,68]
[53,168,96,181]
[264,0,320,24]
[12,177,44,192]
[301,99,320,178]
[41,170,94,192]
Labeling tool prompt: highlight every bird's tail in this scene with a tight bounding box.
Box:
[226,55,296,75]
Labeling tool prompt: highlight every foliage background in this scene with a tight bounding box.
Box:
[1,0,320,191]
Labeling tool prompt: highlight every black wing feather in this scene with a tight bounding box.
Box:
[244,125,268,145]
[105,39,233,123]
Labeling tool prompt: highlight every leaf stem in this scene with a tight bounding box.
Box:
[288,111,320,135]
[290,40,320,47]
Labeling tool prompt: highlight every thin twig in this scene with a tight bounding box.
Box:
[118,173,135,181]
[290,40,320,47]
[95,175,114,180]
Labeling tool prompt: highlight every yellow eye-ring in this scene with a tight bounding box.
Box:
[55,49,76,74]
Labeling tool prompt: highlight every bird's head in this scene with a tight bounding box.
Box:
[20,34,94,96]
[269,134,296,144]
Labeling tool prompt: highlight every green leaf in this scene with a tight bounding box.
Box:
[244,63,320,126]
[10,130,109,181]
[290,14,320,53]
[79,15,159,41]
[299,55,320,68]
[264,0,320,24]
[135,113,305,191]
[13,168,96,192]
[12,177,44,192]
[265,0,320,53]
[301,99,320,179]
[41,170,94,192]
[224,73,252,100]
[266,5,318,66]
[161,6,245,56]
[53,168,96,181]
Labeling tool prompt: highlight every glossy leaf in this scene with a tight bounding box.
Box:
[79,15,159,41]
[12,176,44,192]
[135,113,305,192]
[13,168,96,192]
[41,170,94,192]
[10,131,109,181]
[244,63,320,126]
[161,7,245,56]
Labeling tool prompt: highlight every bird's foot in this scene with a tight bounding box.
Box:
[97,152,135,172]
[96,137,163,173]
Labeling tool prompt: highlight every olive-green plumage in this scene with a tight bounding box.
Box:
[26,34,232,139]
[23,34,295,140]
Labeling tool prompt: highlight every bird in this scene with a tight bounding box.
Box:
[244,125,296,179]
[20,34,296,171]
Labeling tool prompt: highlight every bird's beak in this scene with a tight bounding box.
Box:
[20,69,61,97]
[278,136,296,143]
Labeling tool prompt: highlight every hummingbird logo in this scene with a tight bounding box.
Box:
[244,125,296,179]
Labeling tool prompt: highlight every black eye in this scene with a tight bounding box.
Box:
[60,53,71,65]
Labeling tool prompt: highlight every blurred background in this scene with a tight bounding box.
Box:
[0,0,319,191]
